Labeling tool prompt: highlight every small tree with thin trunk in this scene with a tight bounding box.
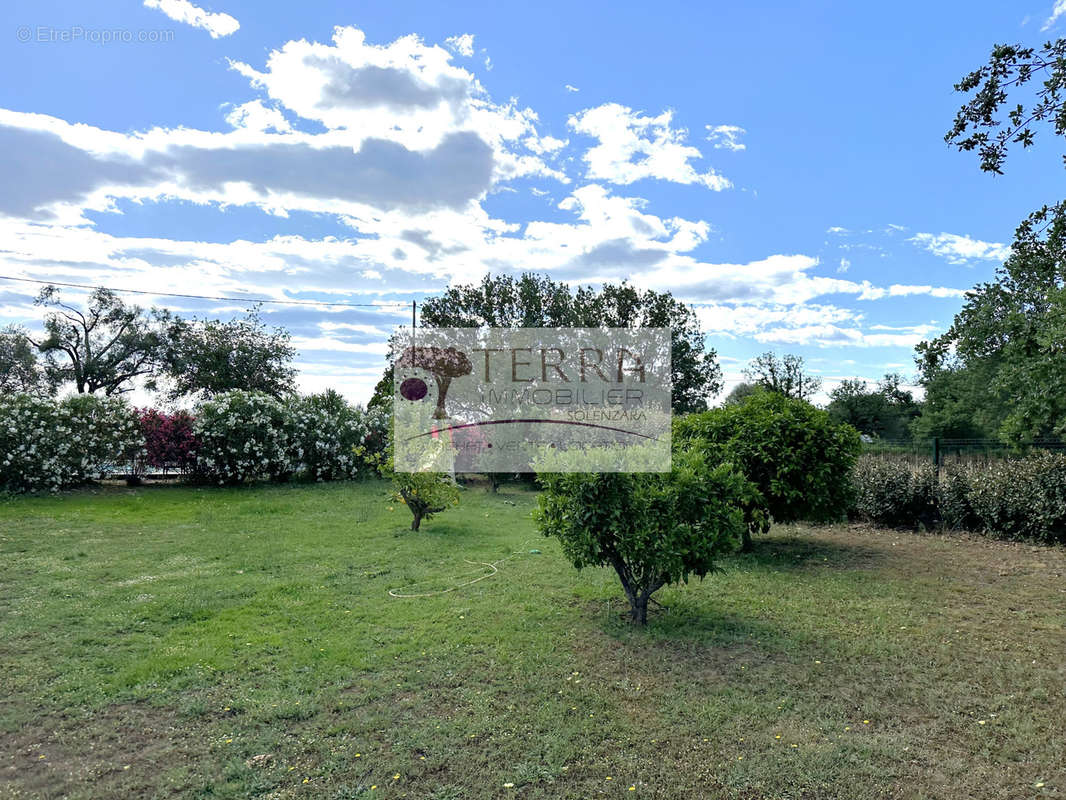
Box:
[535,447,751,624]
[396,346,473,419]
[379,440,459,531]
[392,470,460,530]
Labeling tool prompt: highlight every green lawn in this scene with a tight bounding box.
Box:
[1,481,1064,799]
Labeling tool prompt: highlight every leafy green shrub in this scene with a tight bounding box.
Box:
[535,446,752,624]
[379,438,459,530]
[967,452,1066,543]
[390,470,461,531]
[0,393,143,493]
[849,453,1066,541]
[938,466,978,530]
[193,390,293,485]
[674,391,860,531]
[851,456,939,528]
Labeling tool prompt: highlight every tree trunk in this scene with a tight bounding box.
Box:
[741,525,753,552]
[410,510,422,531]
[609,557,663,625]
[630,593,649,625]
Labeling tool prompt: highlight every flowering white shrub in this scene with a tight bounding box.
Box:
[192,390,293,485]
[286,391,376,481]
[1,388,389,492]
[0,393,144,493]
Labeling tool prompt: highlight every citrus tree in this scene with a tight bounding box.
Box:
[535,447,753,624]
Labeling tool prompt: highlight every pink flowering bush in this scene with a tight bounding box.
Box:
[139,409,198,473]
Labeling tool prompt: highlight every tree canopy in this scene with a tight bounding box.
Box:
[30,286,168,396]
[914,35,1066,442]
[418,273,722,413]
[742,352,822,401]
[0,324,50,397]
[162,306,297,401]
[827,373,920,440]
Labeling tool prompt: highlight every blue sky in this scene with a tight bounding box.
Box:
[1,0,1063,404]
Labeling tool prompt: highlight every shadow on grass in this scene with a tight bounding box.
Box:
[728,531,886,573]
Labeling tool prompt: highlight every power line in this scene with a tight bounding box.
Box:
[0,274,412,309]
[0,272,749,313]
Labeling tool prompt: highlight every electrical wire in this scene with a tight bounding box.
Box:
[0,274,412,309]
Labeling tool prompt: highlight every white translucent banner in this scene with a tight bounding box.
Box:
[392,328,672,472]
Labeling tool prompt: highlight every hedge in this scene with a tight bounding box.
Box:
[851,452,1066,543]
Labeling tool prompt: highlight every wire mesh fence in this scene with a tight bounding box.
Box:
[862,438,1066,467]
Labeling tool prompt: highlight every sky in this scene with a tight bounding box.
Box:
[1,0,1063,406]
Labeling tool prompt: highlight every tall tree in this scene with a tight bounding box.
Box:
[915,215,1066,441]
[721,381,760,407]
[743,352,821,401]
[30,286,168,395]
[827,374,920,440]
[914,36,1066,442]
[418,273,722,413]
[0,324,51,397]
[162,306,297,401]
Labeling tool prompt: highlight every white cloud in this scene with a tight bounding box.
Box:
[565,84,580,93]
[0,21,971,401]
[568,103,731,190]
[228,27,566,183]
[224,100,291,132]
[143,0,239,38]
[909,231,1011,264]
[690,300,944,349]
[0,110,498,223]
[0,24,583,225]
[706,124,746,151]
[445,33,475,57]
[838,257,850,273]
[1043,0,1066,30]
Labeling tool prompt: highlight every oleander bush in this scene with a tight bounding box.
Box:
[0,393,143,493]
[938,466,979,531]
[2,388,390,491]
[139,408,198,473]
[192,390,294,485]
[287,390,385,481]
[966,452,1066,543]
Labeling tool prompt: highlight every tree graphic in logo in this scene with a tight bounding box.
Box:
[397,346,473,419]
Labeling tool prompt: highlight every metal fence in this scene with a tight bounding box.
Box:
[862,438,1066,467]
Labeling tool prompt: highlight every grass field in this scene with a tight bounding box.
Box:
[1,480,1065,799]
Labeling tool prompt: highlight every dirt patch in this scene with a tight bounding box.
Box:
[0,702,206,799]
